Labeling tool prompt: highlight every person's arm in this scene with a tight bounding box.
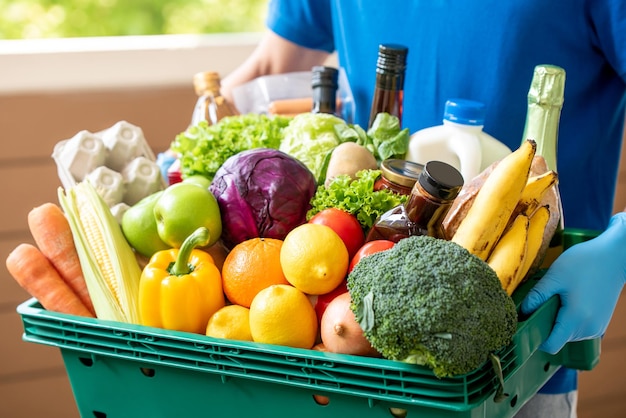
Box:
[221,31,331,102]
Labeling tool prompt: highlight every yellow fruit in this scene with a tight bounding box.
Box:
[206,304,252,341]
[280,223,349,295]
[452,139,536,260]
[221,237,289,308]
[249,284,318,349]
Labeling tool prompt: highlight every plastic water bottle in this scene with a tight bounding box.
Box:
[405,99,512,181]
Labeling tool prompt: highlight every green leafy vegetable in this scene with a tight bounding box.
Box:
[279,113,360,184]
[171,114,291,181]
[348,235,518,378]
[306,169,407,229]
[356,112,410,162]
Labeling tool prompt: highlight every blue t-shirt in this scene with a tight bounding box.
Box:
[267,0,626,395]
[268,0,626,232]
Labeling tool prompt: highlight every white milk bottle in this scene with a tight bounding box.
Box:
[405,99,511,181]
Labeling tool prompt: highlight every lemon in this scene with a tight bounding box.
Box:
[206,305,252,341]
[280,223,349,295]
[249,284,318,349]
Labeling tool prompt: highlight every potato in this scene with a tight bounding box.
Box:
[325,142,378,186]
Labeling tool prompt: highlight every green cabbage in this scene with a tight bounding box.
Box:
[279,113,359,183]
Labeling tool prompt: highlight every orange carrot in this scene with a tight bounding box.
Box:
[27,202,95,316]
[268,97,342,116]
[6,243,95,317]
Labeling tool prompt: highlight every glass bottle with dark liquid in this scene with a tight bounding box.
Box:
[368,44,408,128]
[366,160,464,242]
[311,65,339,115]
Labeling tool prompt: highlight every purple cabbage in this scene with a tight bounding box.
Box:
[209,148,317,249]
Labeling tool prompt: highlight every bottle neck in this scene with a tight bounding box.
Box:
[442,119,485,132]
[312,85,337,114]
[199,85,221,98]
[522,102,562,171]
[368,72,405,128]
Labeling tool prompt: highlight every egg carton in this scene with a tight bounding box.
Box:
[52,121,167,221]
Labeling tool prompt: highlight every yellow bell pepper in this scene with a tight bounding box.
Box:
[139,227,225,334]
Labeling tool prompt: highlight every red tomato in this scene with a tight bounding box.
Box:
[308,208,364,258]
[348,240,395,272]
[313,279,348,323]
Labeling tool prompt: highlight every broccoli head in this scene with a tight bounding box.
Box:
[347,235,517,378]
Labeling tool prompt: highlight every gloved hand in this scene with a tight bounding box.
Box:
[521,212,626,355]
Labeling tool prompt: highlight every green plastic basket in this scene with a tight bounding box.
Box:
[17,229,601,418]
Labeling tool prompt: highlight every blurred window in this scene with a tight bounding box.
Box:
[0,0,267,39]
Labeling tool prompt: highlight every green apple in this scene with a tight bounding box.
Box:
[121,190,171,258]
[154,182,222,248]
[183,175,211,189]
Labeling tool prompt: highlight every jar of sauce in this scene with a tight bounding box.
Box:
[366,160,464,242]
[374,159,423,196]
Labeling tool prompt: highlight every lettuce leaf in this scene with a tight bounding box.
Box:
[279,113,359,184]
[356,112,410,162]
[306,169,407,229]
[171,114,291,181]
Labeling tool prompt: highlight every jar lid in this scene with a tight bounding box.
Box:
[443,99,486,126]
[380,159,423,187]
[418,160,464,200]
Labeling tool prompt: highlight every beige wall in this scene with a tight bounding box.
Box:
[0,86,193,417]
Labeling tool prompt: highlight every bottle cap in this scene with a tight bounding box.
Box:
[193,71,221,96]
[528,65,566,107]
[311,66,339,89]
[418,160,464,200]
[443,99,486,126]
[381,159,423,187]
[376,44,408,74]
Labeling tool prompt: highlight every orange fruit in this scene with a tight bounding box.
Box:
[249,284,318,349]
[280,223,349,295]
[206,305,252,341]
[221,237,289,307]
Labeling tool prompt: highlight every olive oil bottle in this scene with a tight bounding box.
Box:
[191,71,239,127]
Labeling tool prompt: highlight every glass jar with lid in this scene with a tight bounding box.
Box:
[367,160,464,242]
[374,159,423,196]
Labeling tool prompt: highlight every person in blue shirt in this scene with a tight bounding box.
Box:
[220,1,626,416]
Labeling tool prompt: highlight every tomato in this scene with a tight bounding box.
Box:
[348,240,395,272]
[308,208,364,258]
[313,279,348,323]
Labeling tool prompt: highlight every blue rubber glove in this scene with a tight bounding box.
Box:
[521,212,626,355]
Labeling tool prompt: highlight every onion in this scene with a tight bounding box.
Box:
[311,343,330,405]
[320,292,380,357]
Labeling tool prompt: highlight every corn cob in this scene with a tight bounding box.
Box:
[58,181,141,323]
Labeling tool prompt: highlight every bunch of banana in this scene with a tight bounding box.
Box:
[449,139,560,295]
